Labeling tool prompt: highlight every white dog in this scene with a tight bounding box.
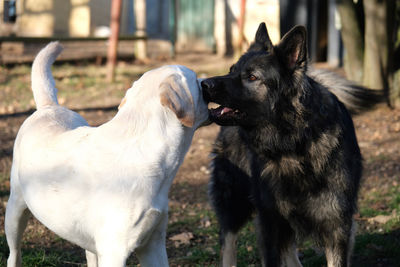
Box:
[5,42,209,267]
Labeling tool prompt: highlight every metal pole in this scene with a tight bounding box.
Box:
[107,0,122,82]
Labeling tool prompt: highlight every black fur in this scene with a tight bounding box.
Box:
[201,23,373,266]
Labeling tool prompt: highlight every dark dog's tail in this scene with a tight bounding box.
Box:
[308,68,384,114]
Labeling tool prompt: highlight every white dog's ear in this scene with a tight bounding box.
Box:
[160,74,195,127]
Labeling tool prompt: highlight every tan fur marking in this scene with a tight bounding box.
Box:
[262,155,303,178]
[160,74,195,127]
[309,126,340,174]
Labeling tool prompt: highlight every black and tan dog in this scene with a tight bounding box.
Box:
[202,23,380,267]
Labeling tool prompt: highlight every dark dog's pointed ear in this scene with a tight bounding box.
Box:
[160,74,195,128]
[277,25,307,70]
[248,22,273,52]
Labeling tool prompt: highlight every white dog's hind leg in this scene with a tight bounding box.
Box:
[85,250,98,267]
[5,186,30,267]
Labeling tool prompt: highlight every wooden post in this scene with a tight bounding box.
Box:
[134,0,147,61]
[236,0,246,58]
[107,0,122,82]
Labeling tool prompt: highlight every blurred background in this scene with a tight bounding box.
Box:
[0,0,341,62]
[1,0,399,106]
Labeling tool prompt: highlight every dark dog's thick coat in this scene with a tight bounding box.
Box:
[202,23,378,267]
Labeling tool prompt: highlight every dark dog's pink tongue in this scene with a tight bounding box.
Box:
[210,106,235,118]
[221,107,233,115]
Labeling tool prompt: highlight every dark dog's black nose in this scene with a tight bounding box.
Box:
[201,79,216,102]
[201,79,215,91]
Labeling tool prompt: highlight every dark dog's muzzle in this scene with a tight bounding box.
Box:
[201,79,216,103]
[201,79,216,91]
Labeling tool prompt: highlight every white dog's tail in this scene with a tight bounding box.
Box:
[31,42,63,109]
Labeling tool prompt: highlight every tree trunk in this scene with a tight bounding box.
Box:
[362,0,390,91]
[388,1,400,107]
[336,0,364,83]
[390,71,400,107]
[338,0,400,106]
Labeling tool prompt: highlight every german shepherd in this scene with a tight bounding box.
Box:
[202,23,380,267]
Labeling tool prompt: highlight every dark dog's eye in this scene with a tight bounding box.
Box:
[248,74,257,81]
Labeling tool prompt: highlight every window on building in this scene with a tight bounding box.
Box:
[3,0,16,23]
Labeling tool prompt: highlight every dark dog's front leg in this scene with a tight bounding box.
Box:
[256,210,296,267]
[323,219,356,267]
[220,230,238,267]
[209,151,255,266]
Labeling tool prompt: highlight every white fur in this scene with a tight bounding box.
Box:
[5,42,209,267]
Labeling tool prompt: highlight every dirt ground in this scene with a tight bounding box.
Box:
[0,55,399,265]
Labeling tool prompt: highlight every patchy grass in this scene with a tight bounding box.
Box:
[353,230,400,266]
[359,185,400,217]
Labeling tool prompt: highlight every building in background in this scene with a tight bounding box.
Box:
[0,0,342,65]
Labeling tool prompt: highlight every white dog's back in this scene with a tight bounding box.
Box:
[17,42,91,164]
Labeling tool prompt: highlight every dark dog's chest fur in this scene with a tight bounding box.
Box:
[213,77,362,236]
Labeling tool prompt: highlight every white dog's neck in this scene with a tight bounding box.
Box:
[104,92,185,141]
[94,93,194,193]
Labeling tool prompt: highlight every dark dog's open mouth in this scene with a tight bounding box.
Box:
[208,102,246,124]
[202,81,246,125]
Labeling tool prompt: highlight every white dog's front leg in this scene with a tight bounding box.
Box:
[97,254,127,267]
[136,214,168,267]
[85,250,98,267]
[133,208,163,247]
